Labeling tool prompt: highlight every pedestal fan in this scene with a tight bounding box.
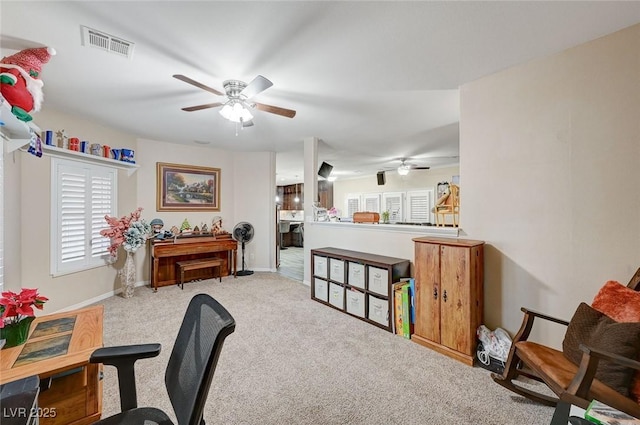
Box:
[232,222,254,276]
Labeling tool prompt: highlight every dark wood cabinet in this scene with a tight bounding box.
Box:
[278,183,304,210]
[318,180,333,208]
[311,247,410,332]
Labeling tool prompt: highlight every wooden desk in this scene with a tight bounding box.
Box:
[150,235,237,291]
[0,305,103,425]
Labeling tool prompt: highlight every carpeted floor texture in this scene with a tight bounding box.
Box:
[97,272,555,424]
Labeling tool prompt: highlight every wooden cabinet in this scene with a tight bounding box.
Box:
[317,180,333,209]
[278,183,304,210]
[412,237,484,365]
[311,247,410,332]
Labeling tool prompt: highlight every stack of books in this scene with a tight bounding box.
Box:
[392,278,415,339]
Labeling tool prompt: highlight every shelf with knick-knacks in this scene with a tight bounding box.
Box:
[1,96,139,176]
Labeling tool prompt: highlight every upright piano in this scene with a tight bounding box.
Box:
[149,234,237,291]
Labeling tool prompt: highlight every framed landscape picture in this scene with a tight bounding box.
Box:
[157,162,221,211]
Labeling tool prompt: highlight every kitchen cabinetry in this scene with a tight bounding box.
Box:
[317,180,333,209]
[412,237,484,365]
[279,183,303,210]
[311,247,410,332]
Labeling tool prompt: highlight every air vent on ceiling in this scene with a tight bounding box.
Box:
[80,26,135,59]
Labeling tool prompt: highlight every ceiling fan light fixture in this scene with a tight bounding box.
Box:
[219,100,253,123]
[398,164,410,176]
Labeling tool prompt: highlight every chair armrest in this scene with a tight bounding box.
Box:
[520,307,570,327]
[90,343,161,412]
[90,343,161,364]
[566,343,640,403]
[513,307,570,344]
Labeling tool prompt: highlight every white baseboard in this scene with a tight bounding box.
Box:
[53,280,149,314]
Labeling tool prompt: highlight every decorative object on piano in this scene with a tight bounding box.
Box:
[211,216,223,235]
[201,223,209,233]
[193,225,200,234]
[156,162,221,211]
[149,218,164,234]
[170,225,179,235]
[100,207,151,298]
[0,46,56,122]
[0,288,48,348]
[180,218,191,233]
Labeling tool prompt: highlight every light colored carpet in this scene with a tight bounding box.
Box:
[97,272,555,424]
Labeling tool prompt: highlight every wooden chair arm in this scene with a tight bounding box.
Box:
[520,307,571,326]
[512,307,570,343]
[566,343,640,400]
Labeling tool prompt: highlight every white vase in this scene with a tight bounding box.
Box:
[120,250,136,298]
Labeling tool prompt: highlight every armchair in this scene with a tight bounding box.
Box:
[90,294,236,425]
[492,271,640,424]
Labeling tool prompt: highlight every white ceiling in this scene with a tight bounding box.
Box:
[2,2,639,185]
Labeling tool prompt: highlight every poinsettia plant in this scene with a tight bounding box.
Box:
[0,288,48,328]
[100,207,151,256]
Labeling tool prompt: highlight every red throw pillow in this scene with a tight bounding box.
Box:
[591,280,640,402]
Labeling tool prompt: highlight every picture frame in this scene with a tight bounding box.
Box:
[156,162,221,211]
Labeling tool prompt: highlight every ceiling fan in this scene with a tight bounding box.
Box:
[395,158,432,175]
[173,74,296,126]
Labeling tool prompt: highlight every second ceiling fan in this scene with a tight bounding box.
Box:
[173,74,296,126]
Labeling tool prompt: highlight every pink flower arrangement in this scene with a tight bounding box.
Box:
[0,288,48,328]
[100,207,144,256]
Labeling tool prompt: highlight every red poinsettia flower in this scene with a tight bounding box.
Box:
[0,288,48,328]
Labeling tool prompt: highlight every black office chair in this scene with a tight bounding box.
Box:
[90,294,236,425]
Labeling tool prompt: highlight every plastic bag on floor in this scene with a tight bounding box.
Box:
[476,325,512,371]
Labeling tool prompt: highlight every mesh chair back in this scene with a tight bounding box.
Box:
[165,294,235,425]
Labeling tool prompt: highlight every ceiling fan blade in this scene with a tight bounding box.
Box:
[242,120,254,128]
[253,102,296,118]
[181,102,224,112]
[173,74,224,96]
[240,75,273,99]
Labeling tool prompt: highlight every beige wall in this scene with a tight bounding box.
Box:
[6,108,138,313]
[460,23,640,347]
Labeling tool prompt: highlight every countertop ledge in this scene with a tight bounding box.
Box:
[308,220,459,237]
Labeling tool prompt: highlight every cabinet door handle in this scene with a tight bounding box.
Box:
[433,286,438,299]
[443,290,448,303]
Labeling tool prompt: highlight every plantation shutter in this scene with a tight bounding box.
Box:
[345,194,361,220]
[52,159,116,275]
[363,193,381,213]
[406,190,432,223]
[382,192,404,223]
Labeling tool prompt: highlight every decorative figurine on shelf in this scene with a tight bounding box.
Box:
[201,223,209,234]
[55,129,68,149]
[0,47,56,122]
[180,218,191,233]
[193,225,200,234]
[170,225,179,236]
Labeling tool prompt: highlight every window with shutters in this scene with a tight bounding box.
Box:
[363,193,381,214]
[382,192,404,223]
[406,190,433,223]
[50,158,117,276]
[344,194,361,220]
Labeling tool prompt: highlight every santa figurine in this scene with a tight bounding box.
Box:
[0,46,56,122]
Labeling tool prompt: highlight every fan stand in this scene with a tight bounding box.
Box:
[237,240,254,276]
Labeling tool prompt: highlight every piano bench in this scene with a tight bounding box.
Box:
[175,258,224,289]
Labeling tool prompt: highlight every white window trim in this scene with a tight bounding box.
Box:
[50,158,117,276]
[362,193,382,214]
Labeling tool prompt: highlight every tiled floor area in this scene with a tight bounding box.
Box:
[278,246,304,281]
